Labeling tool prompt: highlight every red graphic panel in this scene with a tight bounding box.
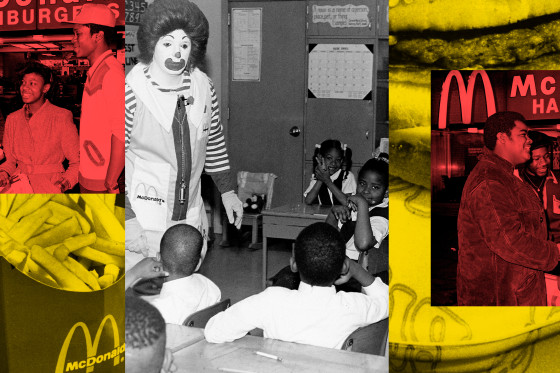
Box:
[0,0,124,31]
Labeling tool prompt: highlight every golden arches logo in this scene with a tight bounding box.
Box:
[55,314,124,373]
[438,70,497,129]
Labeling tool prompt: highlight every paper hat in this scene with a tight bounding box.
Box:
[66,4,116,27]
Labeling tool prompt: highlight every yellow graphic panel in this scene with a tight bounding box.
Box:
[389,0,560,371]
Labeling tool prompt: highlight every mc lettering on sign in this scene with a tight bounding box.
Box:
[510,74,559,115]
[55,314,125,373]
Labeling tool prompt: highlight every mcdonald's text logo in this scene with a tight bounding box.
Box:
[438,70,497,129]
[55,314,125,373]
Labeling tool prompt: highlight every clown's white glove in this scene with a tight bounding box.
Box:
[222,190,243,229]
[125,218,149,257]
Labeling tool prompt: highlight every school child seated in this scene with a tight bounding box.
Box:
[149,224,221,325]
[269,155,389,290]
[204,222,388,349]
[304,139,356,206]
[125,296,175,373]
[326,155,389,290]
[327,155,389,263]
[125,224,221,325]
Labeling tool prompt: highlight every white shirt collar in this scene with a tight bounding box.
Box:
[330,169,342,181]
[159,274,198,296]
[298,281,337,295]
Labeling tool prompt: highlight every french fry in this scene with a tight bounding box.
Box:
[0,241,14,256]
[0,215,16,231]
[9,208,53,244]
[62,256,101,291]
[0,195,16,216]
[114,206,125,228]
[30,245,90,292]
[25,216,80,248]
[63,233,97,252]
[44,243,64,256]
[79,257,92,269]
[98,275,114,289]
[4,249,27,268]
[26,269,59,289]
[91,237,124,257]
[49,195,92,233]
[11,194,31,213]
[104,194,116,211]
[54,245,70,262]
[8,195,52,222]
[104,264,120,282]
[32,222,56,237]
[25,255,57,285]
[0,240,28,256]
[79,195,125,242]
[72,246,125,268]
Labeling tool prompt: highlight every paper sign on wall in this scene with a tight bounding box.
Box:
[311,4,370,28]
[232,8,262,81]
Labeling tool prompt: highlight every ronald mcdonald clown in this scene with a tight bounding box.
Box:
[125,0,243,269]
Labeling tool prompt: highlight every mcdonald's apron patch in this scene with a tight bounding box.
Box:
[130,157,171,231]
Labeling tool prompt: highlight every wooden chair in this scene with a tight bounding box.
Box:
[183,298,231,327]
[341,318,388,356]
[221,172,277,249]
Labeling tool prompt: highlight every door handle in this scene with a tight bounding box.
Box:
[289,126,301,137]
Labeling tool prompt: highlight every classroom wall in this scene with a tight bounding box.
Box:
[191,0,227,233]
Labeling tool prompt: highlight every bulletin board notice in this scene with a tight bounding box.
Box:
[232,8,262,82]
[308,44,373,100]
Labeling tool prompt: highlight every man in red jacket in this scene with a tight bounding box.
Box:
[457,112,560,306]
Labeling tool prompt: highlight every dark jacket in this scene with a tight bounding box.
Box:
[457,148,560,306]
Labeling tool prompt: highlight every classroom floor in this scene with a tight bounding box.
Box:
[199,230,292,305]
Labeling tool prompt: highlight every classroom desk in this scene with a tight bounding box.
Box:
[262,203,332,289]
[166,324,388,373]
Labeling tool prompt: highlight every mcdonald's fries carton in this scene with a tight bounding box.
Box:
[0,258,125,373]
[0,194,125,372]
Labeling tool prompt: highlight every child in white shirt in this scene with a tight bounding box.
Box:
[126,224,221,325]
[327,155,389,261]
[204,222,388,349]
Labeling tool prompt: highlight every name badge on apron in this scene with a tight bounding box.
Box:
[130,157,171,231]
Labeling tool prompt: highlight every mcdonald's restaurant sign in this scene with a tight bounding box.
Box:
[56,315,125,373]
[0,0,125,31]
[437,70,560,130]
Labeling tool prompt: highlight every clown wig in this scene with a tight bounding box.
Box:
[137,0,209,71]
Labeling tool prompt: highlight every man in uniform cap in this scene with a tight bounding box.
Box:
[68,4,124,193]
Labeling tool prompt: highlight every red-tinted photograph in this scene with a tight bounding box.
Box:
[432,70,560,306]
[0,0,125,194]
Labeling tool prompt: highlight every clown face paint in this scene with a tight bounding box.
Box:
[153,29,191,76]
